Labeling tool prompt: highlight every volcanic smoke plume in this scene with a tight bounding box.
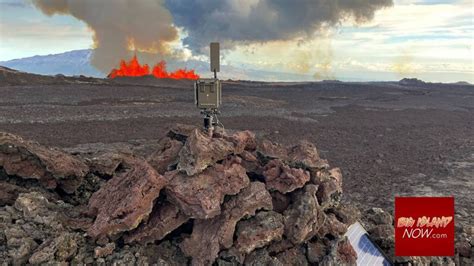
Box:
[31,0,393,77]
[31,0,179,73]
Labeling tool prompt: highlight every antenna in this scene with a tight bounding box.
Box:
[210,42,220,79]
[194,42,223,136]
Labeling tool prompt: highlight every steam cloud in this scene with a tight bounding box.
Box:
[31,0,179,72]
[31,0,393,73]
[165,0,393,53]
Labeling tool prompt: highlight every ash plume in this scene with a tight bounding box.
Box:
[165,0,393,53]
[31,0,179,73]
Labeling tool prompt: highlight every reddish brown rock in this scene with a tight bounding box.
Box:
[88,152,127,177]
[124,201,188,244]
[166,124,196,143]
[240,150,262,176]
[316,178,342,208]
[307,239,329,264]
[94,243,115,258]
[87,156,167,238]
[317,212,348,238]
[288,140,321,168]
[180,182,273,265]
[335,237,358,265]
[177,129,235,176]
[0,132,88,193]
[166,156,249,219]
[244,248,283,266]
[284,184,325,244]
[234,211,284,254]
[271,191,291,213]
[257,139,288,162]
[147,137,183,174]
[0,182,26,206]
[320,237,357,265]
[275,246,308,266]
[263,159,310,194]
[225,130,257,153]
[267,239,294,255]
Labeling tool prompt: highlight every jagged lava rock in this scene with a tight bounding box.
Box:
[0,182,26,206]
[257,139,288,163]
[147,137,183,174]
[244,248,283,266]
[87,156,167,238]
[124,201,188,244]
[0,132,88,193]
[284,184,325,244]
[288,140,321,168]
[28,232,80,264]
[88,152,128,177]
[177,129,235,176]
[263,159,310,194]
[321,237,357,265]
[316,175,342,209]
[180,181,273,265]
[165,156,249,219]
[224,130,257,153]
[234,211,284,254]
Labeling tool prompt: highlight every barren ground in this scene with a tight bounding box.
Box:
[0,76,473,227]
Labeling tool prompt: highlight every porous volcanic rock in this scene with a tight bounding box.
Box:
[147,137,183,174]
[316,171,343,208]
[87,156,167,238]
[288,140,321,168]
[224,130,257,153]
[0,182,27,206]
[8,128,467,265]
[283,184,325,244]
[234,211,284,254]
[256,139,288,162]
[87,152,128,177]
[180,181,273,265]
[124,201,188,244]
[0,132,88,193]
[177,129,235,175]
[165,156,249,219]
[263,159,310,193]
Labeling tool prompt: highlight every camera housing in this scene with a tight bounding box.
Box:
[194,78,222,109]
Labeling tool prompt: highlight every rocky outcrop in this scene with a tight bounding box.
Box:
[177,129,235,175]
[0,182,26,206]
[234,211,284,254]
[0,132,88,193]
[180,181,273,265]
[124,201,188,244]
[166,156,250,219]
[283,184,325,244]
[263,159,310,193]
[147,137,183,174]
[87,156,167,238]
[3,127,467,265]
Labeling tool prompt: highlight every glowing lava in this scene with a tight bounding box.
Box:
[108,56,199,80]
[108,55,150,78]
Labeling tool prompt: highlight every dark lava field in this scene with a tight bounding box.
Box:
[1,70,473,228]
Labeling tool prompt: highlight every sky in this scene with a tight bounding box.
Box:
[0,0,473,82]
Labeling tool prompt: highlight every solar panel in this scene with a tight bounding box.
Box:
[344,222,392,266]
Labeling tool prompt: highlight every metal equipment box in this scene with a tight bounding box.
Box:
[194,78,222,109]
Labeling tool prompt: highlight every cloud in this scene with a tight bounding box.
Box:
[165,0,393,54]
[31,0,180,72]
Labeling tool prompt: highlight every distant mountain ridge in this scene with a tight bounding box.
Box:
[0,49,314,81]
[0,50,103,77]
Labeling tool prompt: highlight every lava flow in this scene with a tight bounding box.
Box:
[108,56,199,80]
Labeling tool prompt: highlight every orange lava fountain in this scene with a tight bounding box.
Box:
[108,56,199,80]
